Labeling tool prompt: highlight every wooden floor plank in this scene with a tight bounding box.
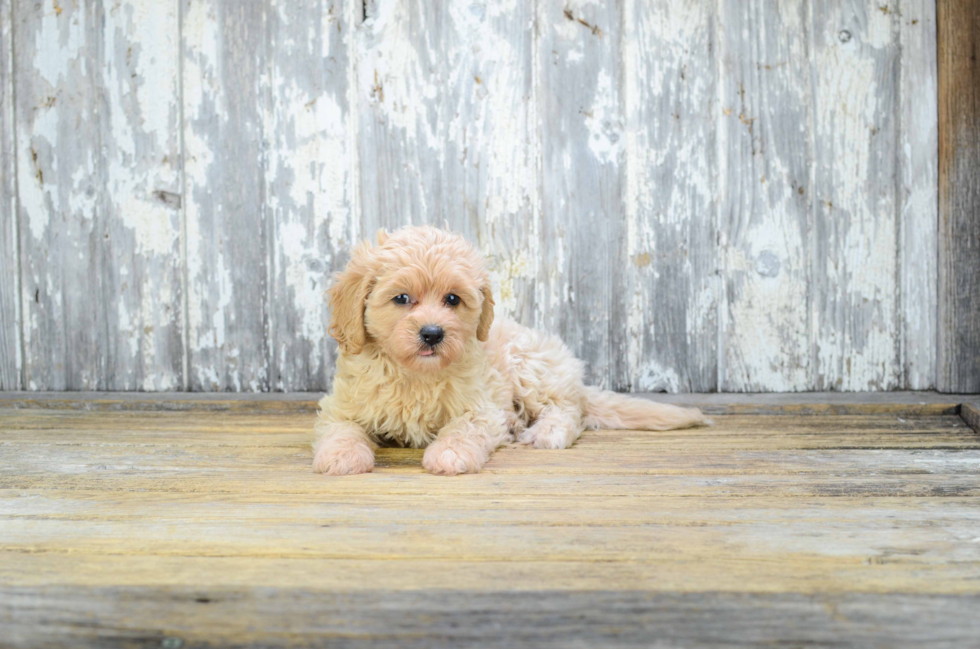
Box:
[4,587,978,649]
[4,445,979,476]
[3,511,977,564]
[3,470,978,498]
[1,553,977,595]
[5,490,977,519]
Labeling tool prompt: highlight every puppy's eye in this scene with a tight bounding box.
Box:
[393,294,410,305]
[444,293,461,307]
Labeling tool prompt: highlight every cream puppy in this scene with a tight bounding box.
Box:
[313,226,706,476]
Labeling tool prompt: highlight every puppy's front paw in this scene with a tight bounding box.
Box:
[520,419,578,449]
[312,436,374,475]
[422,438,488,476]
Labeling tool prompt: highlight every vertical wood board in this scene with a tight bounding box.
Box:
[810,0,901,391]
[265,0,356,392]
[0,0,18,390]
[938,0,980,393]
[899,0,938,390]
[100,0,184,390]
[15,0,183,390]
[537,0,625,389]
[719,0,812,392]
[182,0,270,391]
[15,0,106,390]
[622,0,718,392]
[15,1,94,389]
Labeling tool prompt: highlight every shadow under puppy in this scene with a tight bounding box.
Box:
[313,226,706,476]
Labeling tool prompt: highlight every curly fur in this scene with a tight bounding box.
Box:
[313,226,706,476]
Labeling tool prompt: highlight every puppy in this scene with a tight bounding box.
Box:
[312,226,706,476]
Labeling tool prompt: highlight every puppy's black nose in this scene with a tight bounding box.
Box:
[419,325,444,347]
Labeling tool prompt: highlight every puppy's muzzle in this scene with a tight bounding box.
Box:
[419,325,444,347]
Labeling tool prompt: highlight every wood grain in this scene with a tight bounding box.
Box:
[537,0,625,389]
[961,402,980,433]
[622,0,717,392]
[4,587,978,649]
[4,511,979,562]
[265,0,356,392]
[99,0,185,391]
[900,0,938,390]
[14,0,102,391]
[14,0,184,391]
[5,438,980,478]
[182,0,270,391]
[719,0,811,391]
[938,0,980,393]
[2,551,976,594]
[0,0,16,391]
[810,0,901,391]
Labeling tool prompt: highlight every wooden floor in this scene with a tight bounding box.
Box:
[2,393,979,648]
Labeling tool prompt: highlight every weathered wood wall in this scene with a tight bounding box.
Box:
[938,0,980,394]
[0,0,946,393]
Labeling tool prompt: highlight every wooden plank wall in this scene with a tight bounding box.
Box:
[0,0,950,393]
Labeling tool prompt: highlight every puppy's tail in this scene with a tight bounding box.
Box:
[582,387,708,431]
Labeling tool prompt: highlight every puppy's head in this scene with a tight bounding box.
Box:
[328,226,494,372]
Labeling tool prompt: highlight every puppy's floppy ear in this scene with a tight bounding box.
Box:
[328,242,375,355]
[477,282,495,342]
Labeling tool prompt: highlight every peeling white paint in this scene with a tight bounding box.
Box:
[585,70,621,165]
[899,0,938,390]
[183,0,228,389]
[17,133,53,241]
[19,100,63,241]
[812,3,900,391]
[279,221,327,343]
[636,362,681,393]
[622,0,716,391]
[717,0,812,392]
[35,6,83,86]
[117,299,139,359]
[360,1,439,143]
[105,0,180,257]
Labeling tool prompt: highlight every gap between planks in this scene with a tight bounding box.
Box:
[0,391,976,416]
